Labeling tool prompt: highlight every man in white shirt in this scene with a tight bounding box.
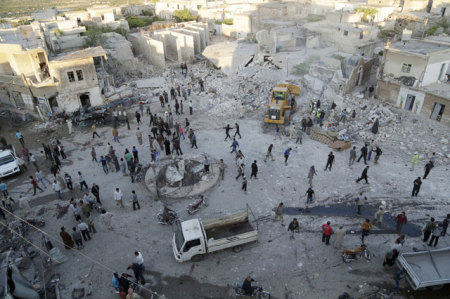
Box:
[135,251,144,265]
[52,180,62,200]
[77,220,91,241]
[114,188,124,208]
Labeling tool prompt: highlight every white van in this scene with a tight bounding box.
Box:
[0,145,21,178]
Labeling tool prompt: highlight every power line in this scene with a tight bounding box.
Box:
[0,206,158,297]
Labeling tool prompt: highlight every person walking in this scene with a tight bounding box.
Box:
[234,123,241,139]
[356,166,369,184]
[235,163,245,180]
[16,130,25,146]
[112,127,119,143]
[114,188,124,208]
[30,176,44,195]
[296,129,303,144]
[203,156,210,174]
[308,166,317,187]
[189,100,193,115]
[64,173,73,190]
[99,156,109,174]
[429,224,443,247]
[355,192,366,215]
[264,144,274,162]
[334,226,346,249]
[288,218,300,239]
[411,177,422,197]
[29,153,39,169]
[35,169,49,189]
[60,227,74,250]
[136,128,143,145]
[131,190,140,210]
[250,160,258,179]
[274,203,284,226]
[52,180,62,199]
[423,218,436,242]
[423,161,434,179]
[219,159,226,180]
[357,143,368,164]
[92,124,100,139]
[91,147,97,162]
[361,219,372,243]
[284,148,292,166]
[77,220,91,241]
[411,152,419,171]
[275,125,282,140]
[383,249,399,267]
[78,171,89,190]
[241,176,247,193]
[442,214,449,236]
[321,221,333,245]
[374,201,387,224]
[367,140,375,161]
[132,146,139,163]
[224,124,232,141]
[374,146,383,164]
[191,132,198,149]
[324,152,335,171]
[230,138,239,154]
[394,212,408,234]
[89,184,100,205]
[71,227,83,249]
[305,187,315,205]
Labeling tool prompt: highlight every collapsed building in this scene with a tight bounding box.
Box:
[376,38,450,125]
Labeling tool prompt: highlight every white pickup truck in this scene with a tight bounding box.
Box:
[0,145,21,178]
[396,247,450,290]
[172,211,258,262]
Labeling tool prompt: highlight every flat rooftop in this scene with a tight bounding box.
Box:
[390,40,450,55]
[52,46,106,61]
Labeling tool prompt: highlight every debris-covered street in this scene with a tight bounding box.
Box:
[1,3,450,298]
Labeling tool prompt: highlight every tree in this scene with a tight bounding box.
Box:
[354,7,378,22]
[84,27,105,47]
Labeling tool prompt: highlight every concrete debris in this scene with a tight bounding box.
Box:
[165,165,183,184]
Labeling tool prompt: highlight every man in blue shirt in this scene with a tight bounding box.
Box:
[284,148,292,166]
[15,131,24,146]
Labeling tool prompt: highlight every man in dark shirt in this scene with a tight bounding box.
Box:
[242,276,255,295]
[324,152,335,171]
[251,160,258,179]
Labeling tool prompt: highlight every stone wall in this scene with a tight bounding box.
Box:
[422,92,450,126]
[128,33,165,68]
[171,32,194,63]
[376,80,401,106]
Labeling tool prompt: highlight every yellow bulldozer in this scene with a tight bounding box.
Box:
[264,83,301,125]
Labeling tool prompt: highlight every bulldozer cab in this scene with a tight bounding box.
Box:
[272,87,288,105]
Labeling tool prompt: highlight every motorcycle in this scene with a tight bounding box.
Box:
[187,195,208,215]
[234,282,271,298]
[342,244,371,263]
[157,210,179,225]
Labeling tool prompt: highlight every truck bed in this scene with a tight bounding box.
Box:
[205,220,254,240]
[397,247,450,289]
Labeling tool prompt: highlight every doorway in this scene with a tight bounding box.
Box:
[404,94,415,111]
[80,94,90,107]
[430,102,445,121]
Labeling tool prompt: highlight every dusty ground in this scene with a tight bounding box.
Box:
[1,38,450,299]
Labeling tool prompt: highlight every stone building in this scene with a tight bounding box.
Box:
[0,26,107,116]
[376,38,450,125]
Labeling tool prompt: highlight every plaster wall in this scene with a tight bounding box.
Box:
[56,85,103,113]
[154,31,181,62]
[49,58,99,93]
[176,29,201,54]
[185,25,207,49]
[422,92,450,126]
[128,33,165,68]
[422,61,450,86]
[397,85,425,114]
[402,0,429,11]
[383,50,427,79]
[376,79,401,105]
[171,32,195,63]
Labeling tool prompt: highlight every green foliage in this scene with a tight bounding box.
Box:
[141,10,153,17]
[126,16,150,28]
[0,19,7,24]
[436,17,449,30]
[83,26,106,48]
[54,28,64,37]
[214,20,223,25]
[223,18,233,25]
[354,7,378,22]
[378,27,395,40]
[307,15,324,22]
[424,25,440,36]
[173,9,196,23]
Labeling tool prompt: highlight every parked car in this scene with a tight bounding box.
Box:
[0,145,21,178]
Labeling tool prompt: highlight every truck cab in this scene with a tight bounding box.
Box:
[173,219,207,262]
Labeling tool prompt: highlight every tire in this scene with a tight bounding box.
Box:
[191,254,204,262]
[259,291,271,299]
[232,245,242,253]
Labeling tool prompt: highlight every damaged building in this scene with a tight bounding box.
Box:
[376,38,450,125]
[0,26,108,116]
[128,21,208,67]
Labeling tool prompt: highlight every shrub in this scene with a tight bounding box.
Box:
[173,9,196,23]
[223,18,233,25]
[141,10,153,17]
[126,16,151,28]
[354,7,378,22]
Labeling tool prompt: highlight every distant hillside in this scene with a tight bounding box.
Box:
[0,0,145,18]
